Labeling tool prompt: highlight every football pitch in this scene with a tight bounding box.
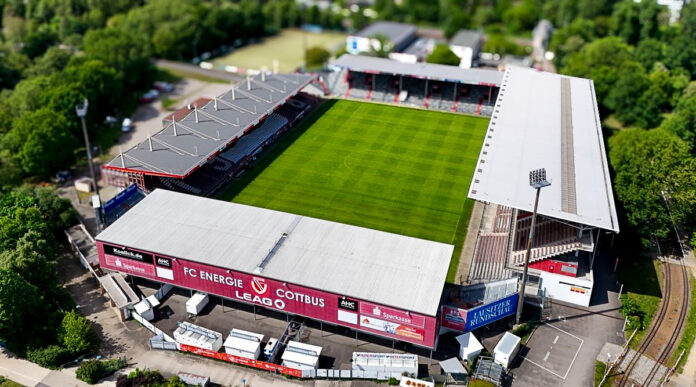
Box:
[220,100,488,281]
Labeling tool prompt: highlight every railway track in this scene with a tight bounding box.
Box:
[616,257,690,387]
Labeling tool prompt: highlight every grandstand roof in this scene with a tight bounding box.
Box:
[96,189,453,316]
[449,30,482,48]
[468,67,619,232]
[333,54,503,86]
[352,22,416,45]
[104,73,315,178]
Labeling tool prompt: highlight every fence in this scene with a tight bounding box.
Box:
[133,311,178,347]
[150,334,178,351]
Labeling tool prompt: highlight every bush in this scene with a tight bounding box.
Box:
[77,358,126,384]
[387,377,399,385]
[76,360,104,384]
[426,45,461,66]
[306,46,331,68]
[26,345,73,369]
[59,310,99,355]
[120,369,186,387]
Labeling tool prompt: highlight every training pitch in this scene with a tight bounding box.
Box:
[212,29,346,73]
[220,100,488,281]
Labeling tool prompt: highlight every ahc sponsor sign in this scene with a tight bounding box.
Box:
[97,242,437,348]
[440,293,518,332]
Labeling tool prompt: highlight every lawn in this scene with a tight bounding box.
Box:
[212,29,346,72]
[617,256,663,349]
[219,100,488,281]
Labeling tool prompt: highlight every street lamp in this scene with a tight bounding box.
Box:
[75,98,102,232]
[515,168,551,324]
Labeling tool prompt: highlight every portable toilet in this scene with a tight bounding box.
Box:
[456,332,484,363]
[493,332,521,369]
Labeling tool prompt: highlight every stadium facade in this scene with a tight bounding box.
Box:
[97,189,453,349]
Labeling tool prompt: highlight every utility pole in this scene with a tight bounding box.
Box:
[75,98,102,232]
[516,168,550,324]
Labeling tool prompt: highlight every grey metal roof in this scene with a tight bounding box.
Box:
[333,54,503,86]
[449,30,482,48]
[353,21,416,45]
[105,73,315,177]
[96,189,453,316]
[468,67,619,232]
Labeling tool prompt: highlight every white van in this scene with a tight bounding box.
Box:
[263,337,278,359]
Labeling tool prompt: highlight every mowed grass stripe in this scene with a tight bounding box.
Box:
[222,100,487,279]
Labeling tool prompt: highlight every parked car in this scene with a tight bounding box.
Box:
[139,89,159,103]
[53,170,73,183]
[154,81,174,93]
[122,118,134,132]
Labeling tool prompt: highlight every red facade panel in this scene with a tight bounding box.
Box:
[97,241,438,348]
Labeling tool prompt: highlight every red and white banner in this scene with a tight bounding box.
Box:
[179,344,302,377]
[97,242,437,347]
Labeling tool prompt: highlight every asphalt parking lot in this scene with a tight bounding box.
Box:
[134,278,455,376]
[520,323,583,380]
[510,243,625,387]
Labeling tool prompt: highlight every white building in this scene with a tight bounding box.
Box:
[223,329,264,360]
[281,341,322,370]
[448,30,483,69]
[346,22,416,55]
[173,321,223,352]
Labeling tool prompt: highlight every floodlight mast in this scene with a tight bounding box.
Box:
[75,98,102,232]
[515,168,551,324]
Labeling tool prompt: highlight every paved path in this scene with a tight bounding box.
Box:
[0,350,117,387]
[155,59,243,82]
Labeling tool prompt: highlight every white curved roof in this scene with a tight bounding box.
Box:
[468,67,619,232]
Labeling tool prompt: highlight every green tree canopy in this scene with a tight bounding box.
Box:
[4,107,77,176]
[306,46,331,68]
[426,45,461,66]
[609,129,696,245]
[59,311,99,354]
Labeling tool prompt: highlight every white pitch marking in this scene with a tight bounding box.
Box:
[543,351,550,362]
[553,335,559,344]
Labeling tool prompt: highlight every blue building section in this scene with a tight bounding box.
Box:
[465,293,518,331]
[104,184,145,225]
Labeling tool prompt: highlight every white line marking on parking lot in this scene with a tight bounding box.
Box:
[521,322,584,380]
[543,351,550,362]
[553,335,559,344]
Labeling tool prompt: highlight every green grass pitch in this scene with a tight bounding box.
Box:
[219,100,488,281]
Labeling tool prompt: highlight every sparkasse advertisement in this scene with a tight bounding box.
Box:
[97,242,438,348]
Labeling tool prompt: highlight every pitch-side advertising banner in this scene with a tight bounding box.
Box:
[98,242,437,347]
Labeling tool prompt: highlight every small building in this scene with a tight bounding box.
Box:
[186,292,209,316]
[493,332,521,369]
[173,321,223,352]
[223,329,264,360]
[346,22,416,55]
[455,332,483,363]
[281,341,322,370]
[389,37,442,64]
[449,30,483,69]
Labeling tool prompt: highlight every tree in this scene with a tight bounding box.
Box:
[661,84,696,153]
[369,33,391,58]
[483,34,525,56]
[426,45,461,66]
[4,107,77,176]
[305,46,330,68]
[562,37,634,112]
[609,129,696,245]
[59,311,99,354]
[23,46,73,78]
[0,269,54,354]
[502,0,539,33]
[634,38,664,70]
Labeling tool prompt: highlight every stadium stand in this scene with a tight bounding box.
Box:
[467,205,514,283]
[330,54,501,116]
[102,72,315,196]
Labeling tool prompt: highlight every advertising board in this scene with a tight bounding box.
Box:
[179,344,302,377]
[440,293,518,332]
[98,242,437,348]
